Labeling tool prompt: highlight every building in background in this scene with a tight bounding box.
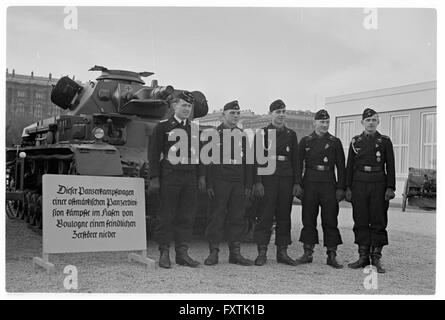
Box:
[198,109,315,141]
[325,81,436,198]
[5,69,80,146]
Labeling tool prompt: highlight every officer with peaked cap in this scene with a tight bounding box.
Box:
[345,108,395,273]
[252,99,302,266]
[148,90,206,269]
[204,100,254,266]
[296,109,346,268]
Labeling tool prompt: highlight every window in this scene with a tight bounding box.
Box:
[35,91,45,100]
[34,104,43,119]
[390,115,409,175]
[421,112,436,169]
[17,90,26,98]
[338,120,355,156]
[16,102,25,115]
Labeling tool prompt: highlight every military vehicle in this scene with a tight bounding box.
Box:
[5,66,209,233]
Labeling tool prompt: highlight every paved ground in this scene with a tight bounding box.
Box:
[5,205,435,295]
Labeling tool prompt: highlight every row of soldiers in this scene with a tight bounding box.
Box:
[148,91,396,273]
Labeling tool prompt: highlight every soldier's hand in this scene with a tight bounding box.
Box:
[207,188,215,199]
[253,182,265,198]
[336,188,345,202]
[245,187,252,198]
[148,177,160,194]
[385,188,395,201]
[293,184,304,200]
[198,176,206,192]
[345,187,352,202]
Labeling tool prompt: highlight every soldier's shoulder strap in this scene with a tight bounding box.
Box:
[327,133,339,142]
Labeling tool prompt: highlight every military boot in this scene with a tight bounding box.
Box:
[297,243,314,264]
[277,245,298,266]
[371,246,386,273]
[158,245,171,269]
[204,243,219,266]
[229,242,254,266]
[348,245,371,269]
[254,245,268,266]
[326,247,343,269]
[175,244,200,268]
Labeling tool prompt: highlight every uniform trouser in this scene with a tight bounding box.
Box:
[351,181,389,247]
[299,181,342,247]
[205,178,245,243]
[253,175,293,246]
[155,168,198,248]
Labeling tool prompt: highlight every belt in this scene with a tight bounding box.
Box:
[310,165,333,171]
[358,166,382,172]
[270,155,289,161]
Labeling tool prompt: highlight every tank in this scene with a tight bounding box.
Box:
[5,66,209,232]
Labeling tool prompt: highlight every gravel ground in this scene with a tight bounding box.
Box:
[5,205,435,295]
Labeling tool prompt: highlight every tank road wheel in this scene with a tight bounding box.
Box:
[34,195,43,229]
[28,193,40,226]
[6,200,22,219]
[58,160,69,174]
[23,192,32,223]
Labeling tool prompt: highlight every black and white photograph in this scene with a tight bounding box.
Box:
[2,2,439,299]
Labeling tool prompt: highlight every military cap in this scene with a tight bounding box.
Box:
[174,90,194,104]
[223,100,240,111]
[269,99,286,112]
[362,108,377,119]
[314,109,330,120]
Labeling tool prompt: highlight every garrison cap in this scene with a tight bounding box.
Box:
[314,109,330,120]
[223,100,240,111]
[362,108,377,120]
[174,90,195,104]
[269,99,286,112]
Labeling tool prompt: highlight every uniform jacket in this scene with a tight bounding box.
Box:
[298,131,346,189]
[206,123,253,189]
[254,124,301,185]
[148,115,204,178]
[345,131,396,190]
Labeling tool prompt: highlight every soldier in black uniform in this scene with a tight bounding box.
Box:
[204,100,254,266]
[252,99,302,266]
[297,109,345,269]
[148,91,206,269]
[345,108,395,273]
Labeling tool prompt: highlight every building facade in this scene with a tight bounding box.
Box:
[325,81,437,197]
[197,109,315,141]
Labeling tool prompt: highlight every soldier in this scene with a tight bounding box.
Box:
[345,108,395,273]
[204,100,254,266]
[148,91,206,269]
[252,99,302,266]
[296,109,345,269]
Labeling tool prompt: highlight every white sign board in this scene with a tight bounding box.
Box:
[42,174,146,254]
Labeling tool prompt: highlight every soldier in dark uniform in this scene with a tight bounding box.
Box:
[297,109,345,269]
[252,99,302,266]
[345,108,395,273]
[148,91,206,269]
[204,100,254,266]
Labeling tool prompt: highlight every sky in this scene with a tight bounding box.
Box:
[6,6,436,114]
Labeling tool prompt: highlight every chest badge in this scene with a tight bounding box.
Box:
[376,144,379,148]
[376,151,381,157]
[323,156,328,163]
[325,144,330,149]
[286,146,290,152]
[305,148,311,152]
